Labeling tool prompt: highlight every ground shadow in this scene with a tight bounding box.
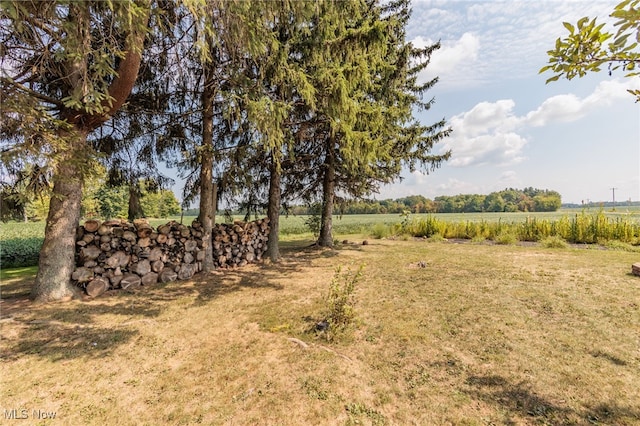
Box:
[0,276,34,299]
[1,324,138,363]
[590,349,627,366]
[464,373,640,425]
[0,240,359,363]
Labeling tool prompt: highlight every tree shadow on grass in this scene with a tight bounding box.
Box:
[464,374,640,425]
[465,374,572,424]
[0,275,34,299]
[2,324,138,363]
[0,240,357,363]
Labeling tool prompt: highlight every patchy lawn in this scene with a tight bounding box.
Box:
[1,237,639,425]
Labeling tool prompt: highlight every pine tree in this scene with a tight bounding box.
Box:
[1,1,151,301]
[289,0,451,247]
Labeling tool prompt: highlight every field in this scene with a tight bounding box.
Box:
[1,234,640,425]
[2,207,640,268]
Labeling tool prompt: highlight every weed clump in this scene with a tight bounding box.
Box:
[494,231,517,245]
[540,235,568,248]
[318,264,363,341]
[370,223,392,239]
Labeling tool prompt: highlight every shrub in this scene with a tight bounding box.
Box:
[470,235,486,244]
[370,223,391,239]
[321,264,363,341]
[428,233,446,242]
[540,235,568,249]
[0,237,42,267]
[602,240,640,252]
[494,231,517,245]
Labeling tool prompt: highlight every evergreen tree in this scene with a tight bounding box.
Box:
[1,1,151,301]
[291,0,451,246]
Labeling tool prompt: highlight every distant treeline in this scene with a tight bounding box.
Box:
[562,201,640,209]
[288,188,563,214]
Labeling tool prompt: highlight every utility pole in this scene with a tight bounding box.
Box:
[610,187,617,210]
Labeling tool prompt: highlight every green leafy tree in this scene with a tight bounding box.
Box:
[94,185,128,220]
[541,0,640,101]
[140,185,181,218]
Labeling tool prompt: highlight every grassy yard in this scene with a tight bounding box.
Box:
[1,236,639,425]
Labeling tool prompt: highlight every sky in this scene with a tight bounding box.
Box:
[378,0,640,205]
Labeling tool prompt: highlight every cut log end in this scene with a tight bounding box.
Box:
[86,277,109,298]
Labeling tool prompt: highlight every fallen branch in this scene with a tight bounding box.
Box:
[286,337,352,362]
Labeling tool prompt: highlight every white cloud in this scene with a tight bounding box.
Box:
[453,99,519,137]
[497,171,522,188]
[417,32,480,75]
[441,99,527,167]
[408,1,621,88]
[413,32,481,87]
[436,178,479,194]
[525,78,640,126]
[441,78,639,168]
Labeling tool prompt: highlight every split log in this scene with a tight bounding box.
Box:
[157,224,171,235]
[160,268,178,283]
[120,273,141,290]
[86,277,109,298]
[109,274,123,287]
[151,260,164,273]
[97,224,112,236]
[137,224,154,239]
[141,272,158,286]
[72,267,93,283]
[73,217,269,296]
[184,240,198,252]
[131,259,151,276]
[105,251,129,268]
[177,263,195,280]
[123,230,137,242]
[148,247,163,262]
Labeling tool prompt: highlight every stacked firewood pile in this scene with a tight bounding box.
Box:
[72,217,270,297]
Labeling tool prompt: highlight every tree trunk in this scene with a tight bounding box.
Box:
[31,135,87,302]
[199,59,216,273]
[318,140,335,247]
[266,154,281,262]
[127,183,144,222]
[30,4,149,302]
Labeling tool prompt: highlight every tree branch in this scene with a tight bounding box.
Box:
[82,4,151,131]
[0,77,66,108]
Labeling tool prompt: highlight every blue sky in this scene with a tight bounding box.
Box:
[379,0,640,204]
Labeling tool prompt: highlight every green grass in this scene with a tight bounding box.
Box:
[0,266,38,280]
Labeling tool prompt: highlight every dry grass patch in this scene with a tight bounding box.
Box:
[2,238,640,425]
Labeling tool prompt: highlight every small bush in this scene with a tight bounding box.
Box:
[602,240,640,252]
[370,223,391,239]
[0,237,42,267]
[321,264,363,341]
[470,235,486,244]
[428,233,446,242]
[494,231,517,245]
[540,235,568,249]
[304,214,321,238]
